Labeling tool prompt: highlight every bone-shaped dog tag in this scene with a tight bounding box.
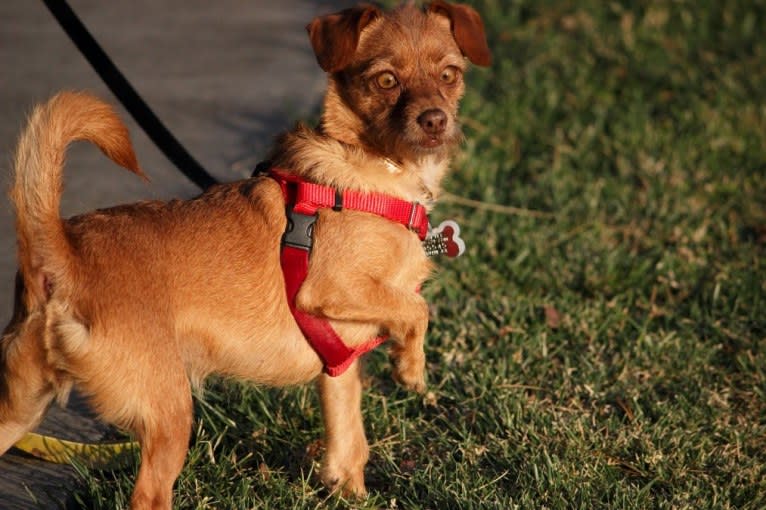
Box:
[423,220,465,258]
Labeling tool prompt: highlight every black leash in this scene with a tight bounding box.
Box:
[42,0,219,190]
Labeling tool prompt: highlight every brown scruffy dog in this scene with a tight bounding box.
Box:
[0,2,490,508]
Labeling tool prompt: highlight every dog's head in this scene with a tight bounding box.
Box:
[308,1,490,164]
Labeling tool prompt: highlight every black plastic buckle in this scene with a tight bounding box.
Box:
[282,208,316,251]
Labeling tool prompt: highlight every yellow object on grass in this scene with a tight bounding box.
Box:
[14,432,138,470]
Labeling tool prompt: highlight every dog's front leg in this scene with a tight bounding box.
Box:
[387,302,429,394]
[317,359,369,497]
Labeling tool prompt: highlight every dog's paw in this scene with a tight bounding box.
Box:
[320,466,367,499]
[390,351,427,393]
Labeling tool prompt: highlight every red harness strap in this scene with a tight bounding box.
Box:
[268,168,429,377]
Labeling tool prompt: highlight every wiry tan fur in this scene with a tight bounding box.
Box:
[0,3,490,509]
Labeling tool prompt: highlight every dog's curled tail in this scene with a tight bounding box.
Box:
[11,91,144,308]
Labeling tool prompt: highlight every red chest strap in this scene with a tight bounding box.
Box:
[267,168,429,376]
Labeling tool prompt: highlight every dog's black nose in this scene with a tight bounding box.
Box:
[417,109,447,135]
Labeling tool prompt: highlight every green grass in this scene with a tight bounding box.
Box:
[69,1,765,508]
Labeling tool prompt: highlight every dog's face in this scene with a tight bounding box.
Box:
[308,1,491,163]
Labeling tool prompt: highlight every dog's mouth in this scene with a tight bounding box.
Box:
[419,136,444,149]
[397,131,450,154]
[414,129,462,151]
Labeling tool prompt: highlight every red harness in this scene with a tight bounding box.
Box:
[266,168,429,376]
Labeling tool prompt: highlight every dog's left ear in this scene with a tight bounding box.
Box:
[306,4,382,73]
[428,1,492,67]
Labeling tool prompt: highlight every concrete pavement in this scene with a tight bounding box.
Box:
[0,1,343,507]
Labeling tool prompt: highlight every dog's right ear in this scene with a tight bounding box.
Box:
[306,4,381,73]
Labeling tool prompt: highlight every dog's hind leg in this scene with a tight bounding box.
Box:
[123,360,192,510]
[317,359,369,497]
[0,309,57,455]
[48,312,194,510]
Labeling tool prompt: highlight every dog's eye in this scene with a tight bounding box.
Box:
[376,72,398,90]
[440,66,460,85]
